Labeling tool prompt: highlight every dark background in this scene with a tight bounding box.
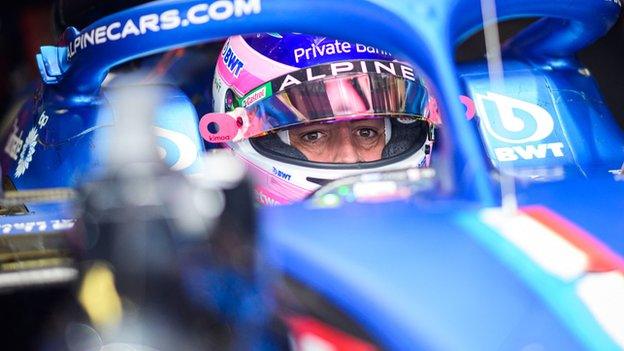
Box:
[1,2,55,115]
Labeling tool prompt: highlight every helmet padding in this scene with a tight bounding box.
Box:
[381,119,428,158]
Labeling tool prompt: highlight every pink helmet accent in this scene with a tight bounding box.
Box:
[238,156,310,205]
[213,33,434,205]
[216,36,297,96]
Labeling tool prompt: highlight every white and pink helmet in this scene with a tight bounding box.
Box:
[205,33,435,205]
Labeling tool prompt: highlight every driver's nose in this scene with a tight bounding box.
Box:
[332,129,360,163]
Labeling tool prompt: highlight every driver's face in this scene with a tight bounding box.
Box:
[288,119,386,163]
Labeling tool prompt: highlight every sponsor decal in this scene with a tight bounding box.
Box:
[200,110,244,143]
[475,92,554,144]
[0,219,75,234]
[37,111,49,128]
[200,107,266,143]
[14,111,49,178]
[68,0,262,58]
[272,60,416,92]
[241,83,270,107]
[154,127,198,171]
[272,167,291,181]
[15,112,49,178]
[255,190,279,206]
[1,221,47,234]
[493,142,565,162]
[473,92,565,162]
[292,39,392,64]
[221,40,245,77]
[15,129,38,178]
[214,74,223,91]
[213,74,225,108]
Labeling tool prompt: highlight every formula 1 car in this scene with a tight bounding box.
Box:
[0,0,623,350]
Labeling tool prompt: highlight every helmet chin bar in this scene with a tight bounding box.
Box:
[230,119,434,205]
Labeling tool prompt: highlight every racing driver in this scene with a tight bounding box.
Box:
[203,33,436,205]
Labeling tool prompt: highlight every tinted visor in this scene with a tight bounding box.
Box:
[201,60,430,143]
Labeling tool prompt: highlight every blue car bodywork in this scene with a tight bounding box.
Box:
[1,0,623,349]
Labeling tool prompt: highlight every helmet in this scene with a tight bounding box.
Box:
[207,33,435,205]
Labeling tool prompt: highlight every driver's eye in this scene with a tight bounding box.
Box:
[356,128,378,138]
[301,131,324,142]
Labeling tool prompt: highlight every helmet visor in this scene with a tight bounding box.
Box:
[201,60,430,143]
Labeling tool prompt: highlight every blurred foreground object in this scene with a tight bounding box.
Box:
[61,81,269,350]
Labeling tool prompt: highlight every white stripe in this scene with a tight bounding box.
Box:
[576,271,624,348]
[298,334,335,351]
[480,208,588,281]
[480,0,505,87]
[0,267,78,289]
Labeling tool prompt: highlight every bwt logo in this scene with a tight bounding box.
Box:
[222,42,244,77]
[474,92,554,144]
[272,167,291,181]
[473,92,566,162]
[154,127,198,171]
